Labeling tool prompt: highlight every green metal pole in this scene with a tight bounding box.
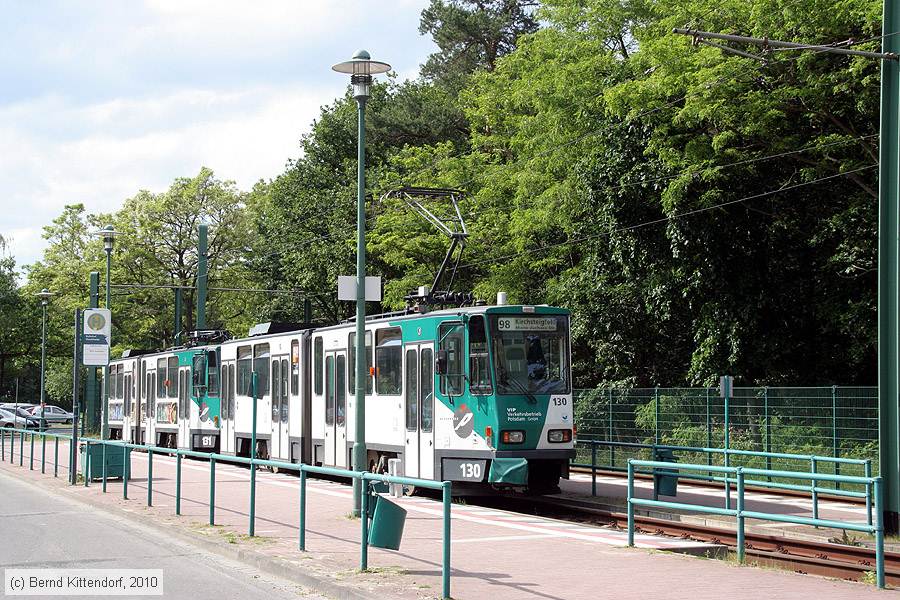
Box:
[122,444,128,499]
[833,385,840,489]
[764,387,771,479]
[811,457,819,522]
[723,376,732,510]
[19,428,23,467]
[209,457,216,526]
[705,387,711,469]
[654,386,659,445]
[878,0,900,535]
[102,248,111,441]
[351,90,369,518]
[197,224,208,331]
[736,468,745,564]
[176,453,182,515]
[360,479,369,571]
[174,287,183,344]
[591,442,597,496]
[442,481,452,600]
[608,388,614,468]
[83,442,89,487]
[147,449,153,507]
[29,432,34,470]
[250,372,258,536]
[299,469,307,551]
[86,272,99,431]
[867,460,874,527]
[53,435,58,477]
[876,476,885,588]
[627,461,635,547]
[40,300,47,472]
[102,444,107,492]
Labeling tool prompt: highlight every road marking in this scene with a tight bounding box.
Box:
[452,533,562,543]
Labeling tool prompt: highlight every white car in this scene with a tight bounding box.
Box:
[0,408,37,429]
[28,405,74,424]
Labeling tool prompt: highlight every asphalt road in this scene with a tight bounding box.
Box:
[0,471,322,600]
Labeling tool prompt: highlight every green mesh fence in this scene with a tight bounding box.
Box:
[573,386,878,486]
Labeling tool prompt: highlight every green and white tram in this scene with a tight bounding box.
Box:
[109,303,574,492]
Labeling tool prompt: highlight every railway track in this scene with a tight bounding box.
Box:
[487,494,898,586]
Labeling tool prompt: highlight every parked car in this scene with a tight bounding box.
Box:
[0,407,42,429]
[0,403,39,413]
[27,405,74,424]
[2,406,48,429]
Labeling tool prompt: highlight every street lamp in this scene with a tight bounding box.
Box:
[332,50,391,515]
[91,224,122,440]
[35,288,54,472]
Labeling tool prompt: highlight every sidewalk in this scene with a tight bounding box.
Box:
[0,435,895,599]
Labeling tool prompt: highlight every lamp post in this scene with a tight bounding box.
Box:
[36,289,54,460]
[91,224,122,440]
[332,50,391,515]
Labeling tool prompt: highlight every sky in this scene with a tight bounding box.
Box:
[0,0,437,273]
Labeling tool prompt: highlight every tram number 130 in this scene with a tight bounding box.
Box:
[443,459,487,482]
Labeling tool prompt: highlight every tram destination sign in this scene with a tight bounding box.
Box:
[496,316,557,332]
[82,308,111,366]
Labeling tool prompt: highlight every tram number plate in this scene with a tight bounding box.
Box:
[443,459,487,482]
[201,436,213,447]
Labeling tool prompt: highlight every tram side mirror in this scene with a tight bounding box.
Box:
[435,350,448,375]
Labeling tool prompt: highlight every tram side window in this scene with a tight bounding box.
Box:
[438,323,465,396]
[375,328,402,396]
[405,349,417,431]
[124,375,131,416]
[254,344,270,396]
[116,365,125,400]
[421,348,434,432]
[192,353,206,397]
[281,358,289,422]
[140,362,146,400]
[157,359,167,399]
[290,340,300,395]
[179,370,188,417]
[207,350,219,397]
[146,373,154,418]
[272,360,281,420]
[313,337,323,395]
[469,316,492,395]
[348,331,373,394]
[237,346,252,395]
[168,357,179,398]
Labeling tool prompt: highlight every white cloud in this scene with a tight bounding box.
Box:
[0,1,437,274]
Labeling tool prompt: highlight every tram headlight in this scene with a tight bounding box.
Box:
[501,430,525,444]
[548,429,572,443]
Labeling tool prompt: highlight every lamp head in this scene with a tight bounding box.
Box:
[35,288,54,306]
[332,50,391,99]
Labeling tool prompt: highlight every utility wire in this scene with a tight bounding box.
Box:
[454,164,877,271]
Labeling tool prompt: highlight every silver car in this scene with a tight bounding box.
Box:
[0,407,36,429]
[28,405,74,424]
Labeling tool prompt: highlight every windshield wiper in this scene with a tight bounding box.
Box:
[501,373,538,404]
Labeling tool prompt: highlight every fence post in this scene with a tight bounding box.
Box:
[608,388,614,468]
[705,388,712,469]
[176,453,182,516]
[1,430,4,461]
[102,444,107,493]
[122,445,128,499]
[299,469,307,551]
[736,467,745,564]
[209,457,216,526]
[875,476,885,589]
[866,460,873,527]
[19,429,23,467]
[442,481,452,600]
[764,387,771,479]
[249,372,258,537]
[627,460,635,547]
[29,432,34,470]
[53,435,58,478]
[360,478,369,571]
[591,442,597,497]
[83,442,90,487]
[811,457,819,523]
[832,385,840,490]
[41,432,46,474]
[147,448,153,507]
[654,386,660,445]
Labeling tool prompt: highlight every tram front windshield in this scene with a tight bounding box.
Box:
[490,315,570,395]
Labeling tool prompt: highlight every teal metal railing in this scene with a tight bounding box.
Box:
[576,439,873,525]
[0,428,453,600]
[625,459,885,588]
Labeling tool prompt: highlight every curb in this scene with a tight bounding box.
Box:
[0,466,381,600]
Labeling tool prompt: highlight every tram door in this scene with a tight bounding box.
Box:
[323,351,347,468]
[404,344,435,479]
[179,367,191,447]
[221,361,234,453]
[144,369,155,445]
[270,355,289,459]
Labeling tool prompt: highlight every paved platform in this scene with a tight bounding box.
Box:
[0,437,894,599]
[560,471,880,546]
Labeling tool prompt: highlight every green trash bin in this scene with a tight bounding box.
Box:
[368,494,407,550]
[81,444,132,481]
[653,448,678,497]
